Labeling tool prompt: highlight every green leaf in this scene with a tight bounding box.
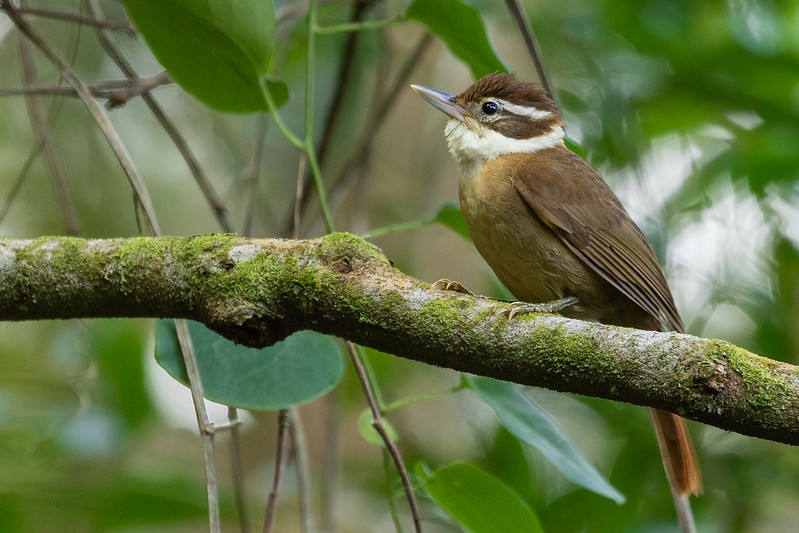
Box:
[466,376,625,504]
[417,462,543,533]
[263,78,289,108]
[485,426,536,504]
[564,136,587,160]
[155,320,343,410]
[121,0,283,112]
[364,202,471,240]
[406,0,507,78]
[357,409,399,447]
[432,202,471,241]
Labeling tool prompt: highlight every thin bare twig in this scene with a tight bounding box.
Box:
[85,0,233,232]
[0,73,171,100]
[320,385,339,531]
[0,142,36,224]
[175,320,221,533]
[103,72,171,108]
[383,448,405,532]
[2,0,161,234]
[346,342,422,533]
[288,407,314,533]
[263,410,292,533]
[328,33,432,213]
[16,15,80,235]
[12,5,135,34]
[241,116,270,236]
[503,0,562,115]
[227,406,251,533]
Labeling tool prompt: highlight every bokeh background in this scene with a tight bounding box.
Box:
[1,0,799,531]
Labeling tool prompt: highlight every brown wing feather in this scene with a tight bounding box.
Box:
[511,146,684,333]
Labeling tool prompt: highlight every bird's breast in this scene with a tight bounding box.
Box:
[457,154,614,320]
[459,155,566,300]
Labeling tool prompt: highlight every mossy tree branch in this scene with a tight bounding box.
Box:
[1,233,797,445]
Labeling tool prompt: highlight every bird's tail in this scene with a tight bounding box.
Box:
[649,408,702,533]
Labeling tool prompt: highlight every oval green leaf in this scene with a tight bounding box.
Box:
[466,375,625,504]
[121,0,281,112]
[357,409,399,447]
[407,0,507,78]
[433,202,472,241]
[417,462,543,533]
[155,320,343,410]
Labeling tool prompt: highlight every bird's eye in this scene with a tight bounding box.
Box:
[481,101,500,115]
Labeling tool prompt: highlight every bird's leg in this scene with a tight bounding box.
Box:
[432,280,578,318]
[502,296,579,320]
[430,280,577,320]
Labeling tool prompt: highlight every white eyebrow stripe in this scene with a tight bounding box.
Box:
[492,99,553,120]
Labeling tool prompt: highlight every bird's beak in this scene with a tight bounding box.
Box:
[410,84,466,122]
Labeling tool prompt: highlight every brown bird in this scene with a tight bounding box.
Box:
[412,73,701,531]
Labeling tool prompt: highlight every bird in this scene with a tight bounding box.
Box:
[411,72,701,532]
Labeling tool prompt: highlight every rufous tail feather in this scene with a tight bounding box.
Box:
[649,408,702,533]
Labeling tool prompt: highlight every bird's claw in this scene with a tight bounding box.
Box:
[430,278,474,295]
[495,296,579,324]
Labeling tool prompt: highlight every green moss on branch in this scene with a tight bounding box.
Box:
[1,233,799,445]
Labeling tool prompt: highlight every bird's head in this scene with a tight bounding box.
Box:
[411,72,565,169]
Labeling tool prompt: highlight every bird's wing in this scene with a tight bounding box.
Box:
[511,148,684,332]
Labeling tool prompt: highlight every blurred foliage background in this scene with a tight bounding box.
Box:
[1,0,799,531]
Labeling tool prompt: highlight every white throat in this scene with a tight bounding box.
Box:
[444,120,565,176]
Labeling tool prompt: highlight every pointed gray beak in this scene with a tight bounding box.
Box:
[410,84,466,121]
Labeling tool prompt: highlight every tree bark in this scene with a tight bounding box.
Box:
[1,232,797,444]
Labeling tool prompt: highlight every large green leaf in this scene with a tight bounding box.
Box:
[417,462,543,533]
[121,0,284,112]
[155,320,343,410]
[466,376,625,504]
[406,0,507,78]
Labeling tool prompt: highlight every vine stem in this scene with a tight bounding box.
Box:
[263,410,291,533]
[303,0,335,233]
[314,17,402,35]
[261,0,335,234]
[346,343,422,533]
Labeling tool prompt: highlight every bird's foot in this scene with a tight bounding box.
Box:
[497,296,579,322]
[430,278,474,296]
